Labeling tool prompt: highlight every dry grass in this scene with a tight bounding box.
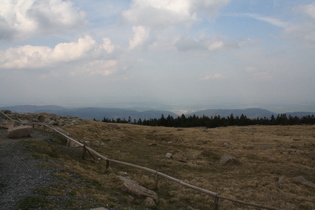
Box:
[34,120,315,209]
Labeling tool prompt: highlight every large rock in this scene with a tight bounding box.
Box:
[0,120,15,129]
[292,176,315,188]
[118,176,158,202]
[219,153,240,165]
[7,125,32,138]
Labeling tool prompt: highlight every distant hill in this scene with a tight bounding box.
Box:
[0,105,178,121]
[188,108,275,119]
[2,105,315,121]
[285,112,315,118]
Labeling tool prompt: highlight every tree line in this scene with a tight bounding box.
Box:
[99,113,315,128]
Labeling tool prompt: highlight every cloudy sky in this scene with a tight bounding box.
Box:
[1,0,315,112]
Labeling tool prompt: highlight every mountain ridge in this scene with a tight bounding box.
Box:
[1,105,314,120]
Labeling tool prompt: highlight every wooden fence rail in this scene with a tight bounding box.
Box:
[0,111,281,210]
[42,123,281,210]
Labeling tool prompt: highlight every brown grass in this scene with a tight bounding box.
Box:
[37,121,315,209]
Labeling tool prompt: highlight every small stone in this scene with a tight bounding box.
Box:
[220,153,240,165]
[278,175,285,183]
[144,197,156,207]
[165,153,173,158]
[261,145,272,150]
[223,142,229,147]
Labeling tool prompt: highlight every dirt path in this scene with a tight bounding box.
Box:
[0,128,62,209]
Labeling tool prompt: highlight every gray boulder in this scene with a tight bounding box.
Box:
[119,176,158,201]
[220,153,240,165]
[7,125,32,138]
[292,176,315,188]
[0,120,15,129]
[165,152,173,158]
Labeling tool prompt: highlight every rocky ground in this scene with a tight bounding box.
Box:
[0,128,108,210]
[1,111,314,209]
[0,128,62,209]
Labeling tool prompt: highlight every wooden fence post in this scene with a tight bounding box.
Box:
[82,146,87,160]
[214,195,219,210]
[154,173,160,190]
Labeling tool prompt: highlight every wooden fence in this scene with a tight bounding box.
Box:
[0,111,281,210]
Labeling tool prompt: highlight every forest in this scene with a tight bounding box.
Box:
[100,113,315,128]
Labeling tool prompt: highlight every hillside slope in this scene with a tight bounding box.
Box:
[1,112,315,209]
[62,121,315,209]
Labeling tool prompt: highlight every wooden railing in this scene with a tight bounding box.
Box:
[1,111,281,210]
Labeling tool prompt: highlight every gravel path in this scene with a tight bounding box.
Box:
[0,128,61,209]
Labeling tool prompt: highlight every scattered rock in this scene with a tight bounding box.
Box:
[220,153,240,165]
[1,110,12,114]
[7,125,32,138]
[68,139,80,148]
[261,145,272,150]
[118,176,158,201]
[292,176,315,188]
[143,197,156,207]
[6,112,82,127]
[0,120,15,129]
[223,142,229,147]
[38,115,46,122]
[278,175,286,183]
[165,153,173,158]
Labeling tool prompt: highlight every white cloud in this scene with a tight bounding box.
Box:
[237,13,288,28]
[284,23,315,42]
[122,0,229,28]
[51,36,96,62]
[244,66,272,81]
[176,37,238,52]
[298,3,315,19]
[0,0,86,40]
[245,66,257,72]
[208,41,225,51]
[72,60,117,76]
[284,3,315,44]
[0,36,115,69]
[201,73,224,80]
[122,0,230,52]
[101,38,115,54]
[129,25,150,50]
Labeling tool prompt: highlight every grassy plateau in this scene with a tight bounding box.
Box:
[26,120,315,209]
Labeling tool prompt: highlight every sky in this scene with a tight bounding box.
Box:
[1,0,315,113]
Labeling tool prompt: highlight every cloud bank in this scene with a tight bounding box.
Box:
[0,0,86,40]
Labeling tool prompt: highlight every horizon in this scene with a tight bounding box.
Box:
[1,104,315,115]
[1,1,315,113]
